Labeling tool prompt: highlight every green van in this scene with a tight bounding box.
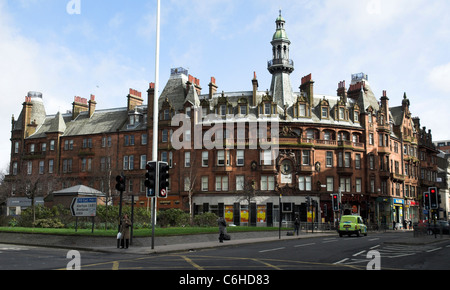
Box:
[338,215,367,237]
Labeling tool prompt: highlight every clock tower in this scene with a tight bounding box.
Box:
[268,11,295,109]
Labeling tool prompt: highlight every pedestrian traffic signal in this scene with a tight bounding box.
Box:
[158,161,169,198]
[115,174,126,192]
[423,192,430,210]
[429,187,438,209]
[332,194,339,211]
[145,161,157,197]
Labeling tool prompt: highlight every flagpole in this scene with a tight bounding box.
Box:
[151,0,161,250]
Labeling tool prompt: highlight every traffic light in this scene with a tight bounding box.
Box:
[423,192,430,210]
[145,161,157,197]
[115,174,126,192]
[158,161,170,198]
[429,187,438,209]
[332,194,339,211]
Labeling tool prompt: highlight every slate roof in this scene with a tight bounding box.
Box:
[160,72,380,131]
[27,107,130,140]
[64,109,128,136]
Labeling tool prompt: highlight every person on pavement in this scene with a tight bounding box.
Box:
[218,217,227,243]
[120,214,132,249]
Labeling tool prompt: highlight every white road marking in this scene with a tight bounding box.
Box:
[294,243,315,248]
[259,247,285,253]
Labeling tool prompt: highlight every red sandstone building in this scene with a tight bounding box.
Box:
[4,12,439,228]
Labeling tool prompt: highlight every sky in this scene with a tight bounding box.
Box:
[1,0,449,172]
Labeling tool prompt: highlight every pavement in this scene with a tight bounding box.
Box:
[0,229,449,255]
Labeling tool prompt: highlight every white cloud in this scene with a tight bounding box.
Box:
[428,63,450,94]
[0,3,150,170]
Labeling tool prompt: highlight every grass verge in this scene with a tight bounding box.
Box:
[0,226,288,237]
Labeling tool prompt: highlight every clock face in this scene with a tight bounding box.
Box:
[281,160,293,175]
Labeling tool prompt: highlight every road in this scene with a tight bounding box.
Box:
[0,232,449,271]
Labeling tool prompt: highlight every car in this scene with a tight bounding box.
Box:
[428,220,450,235]
[338,215,367,237]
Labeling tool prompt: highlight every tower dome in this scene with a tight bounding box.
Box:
[268,11,295,108]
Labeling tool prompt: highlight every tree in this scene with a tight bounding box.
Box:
[7,165,53,226]
[0,164,9,215]
[236,177,261,226]
[181,150,199,225]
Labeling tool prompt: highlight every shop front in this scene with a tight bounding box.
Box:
[405,199,420,224]
[193,195,320,227]
[392,198,405,229]
[375,197,392,229]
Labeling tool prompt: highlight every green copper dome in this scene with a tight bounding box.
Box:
[276,14,285,22]
[273,10,288,41]
[273,29,288,41]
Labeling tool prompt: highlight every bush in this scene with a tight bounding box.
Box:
[17,205,55,227]
[8,217,18,227]
[33,218,65,228]
[157,208,190,228]
[194,212,218,227]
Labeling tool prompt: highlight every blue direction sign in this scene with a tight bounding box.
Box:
[70,197,97,217]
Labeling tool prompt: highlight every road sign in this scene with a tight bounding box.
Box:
[160,188,167,198]
[70,197,97,217]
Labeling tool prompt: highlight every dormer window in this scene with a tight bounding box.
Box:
[264,103,271,115]
[322,107,328,118]
[160,98,175,121]
[164,109,170,120]
[320,98,329,119]
[354,111,359,122]
[240,105,247,115]
[216,93,232,117]
[200,99,209,118]
[237,97,248,116]
[220,105,227,116]
[186,107,191,118]
[259,93,276,116]
[353,103,360,123]
[128,112,141,128]
[335,99,348,121]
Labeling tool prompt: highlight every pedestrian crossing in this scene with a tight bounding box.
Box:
[334,243,447,267]
[0,244,34,254]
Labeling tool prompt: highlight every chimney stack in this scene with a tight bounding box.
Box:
[380,90,389,124]
[209,77,218,100]
[127,88,143,111]
[72,96,89,120]
[252,72,259,106]
[337,81,347,103]
[300,73,314,106]
[89,94,97,118]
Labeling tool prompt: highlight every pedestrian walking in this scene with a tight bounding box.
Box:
[218,217,227,243]
[294,216,300,235]
[119,214,132,249]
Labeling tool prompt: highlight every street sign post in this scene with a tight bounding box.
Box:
[70,197,97,217]
[70,197,97,233]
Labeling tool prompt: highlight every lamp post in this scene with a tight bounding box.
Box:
[151,0,161,250]
[279,194,282,239]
